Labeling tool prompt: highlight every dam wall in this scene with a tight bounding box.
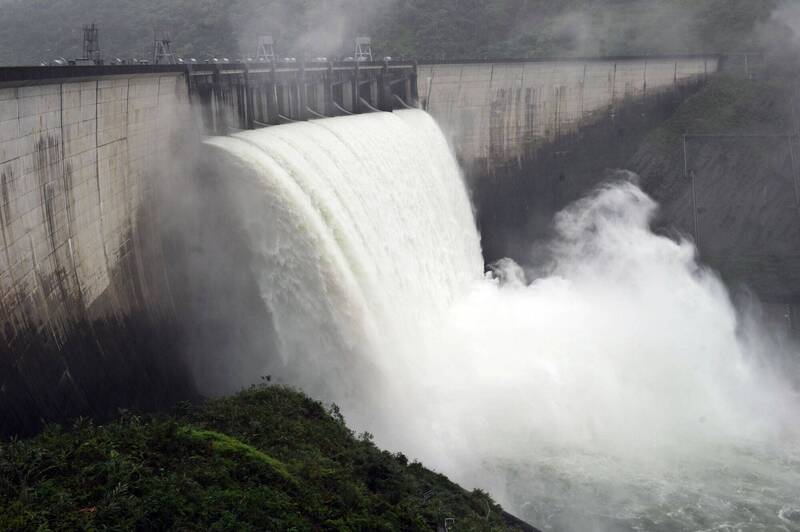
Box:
[0,70,195,435]
[0,56,720,436]
[418,56,718,172]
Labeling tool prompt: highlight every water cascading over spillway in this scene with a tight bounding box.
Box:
[204,110,800,531]
[203,110,485,419]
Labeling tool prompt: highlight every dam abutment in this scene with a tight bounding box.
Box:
[0,70,198,435]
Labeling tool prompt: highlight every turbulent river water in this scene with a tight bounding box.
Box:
[205,110,800,531]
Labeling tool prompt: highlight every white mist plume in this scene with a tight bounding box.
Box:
[757,0,800,65]
[205,110,800,530]
[374,178,800,530]
[388,182,797,459]
[504,1,700,56]
[234,0,394,58]
[768,1,800,46]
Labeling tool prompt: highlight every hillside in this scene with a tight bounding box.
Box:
[0,385,535,531]
[631,74,800,302]
[0,0,782,65]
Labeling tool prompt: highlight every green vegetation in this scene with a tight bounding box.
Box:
[0,385,527,531]
[645,74,797,149]
[0,0,782,65]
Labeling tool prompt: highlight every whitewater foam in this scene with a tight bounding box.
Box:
[204,110,800,530]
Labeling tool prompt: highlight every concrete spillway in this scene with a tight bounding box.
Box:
[193,110,483,403]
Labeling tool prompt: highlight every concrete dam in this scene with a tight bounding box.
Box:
[0,56,718,436]
[418,56,716,171]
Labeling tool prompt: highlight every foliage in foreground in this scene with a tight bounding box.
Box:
[0,385,527,531]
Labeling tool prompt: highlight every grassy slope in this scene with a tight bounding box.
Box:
[0,385,531,531]
[644,75,795,148]
[632,72,796,208]
[628,69,800,301]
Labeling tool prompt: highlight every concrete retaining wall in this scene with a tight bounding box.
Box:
[0,73,194,436]
[419,57,718,171]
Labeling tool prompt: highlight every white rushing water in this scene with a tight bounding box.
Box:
[205,110,800,531]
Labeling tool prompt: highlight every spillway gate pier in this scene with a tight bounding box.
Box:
[187,60,419,134]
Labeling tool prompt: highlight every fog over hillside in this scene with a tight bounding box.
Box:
[0,0,781,65]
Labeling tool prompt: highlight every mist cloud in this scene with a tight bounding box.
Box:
[233,0,395,59]
[379,180,800,529]
[192,103,800,529]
